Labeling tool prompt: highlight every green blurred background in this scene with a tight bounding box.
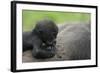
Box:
[22,10,90,31]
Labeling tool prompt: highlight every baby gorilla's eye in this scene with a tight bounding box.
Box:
[52,32,57,38]
[52,32,56,35]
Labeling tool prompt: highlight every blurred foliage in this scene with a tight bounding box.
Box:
[22,10,90,31]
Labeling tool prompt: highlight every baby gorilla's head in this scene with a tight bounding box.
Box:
[34,19,58,46]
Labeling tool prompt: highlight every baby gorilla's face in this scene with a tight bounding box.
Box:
[40,29,57,46]
[35,19,58,46]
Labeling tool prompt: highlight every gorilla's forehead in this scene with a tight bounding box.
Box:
[43,24,56,30]
[38,24,57,32]
[35,19,58,33]
[43,26,58,33]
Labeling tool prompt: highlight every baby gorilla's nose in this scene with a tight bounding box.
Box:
[46,41,53,46]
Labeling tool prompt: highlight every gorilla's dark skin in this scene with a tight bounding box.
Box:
[23,19,58,59]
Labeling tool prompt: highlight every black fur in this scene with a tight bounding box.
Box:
[23,19,58,59]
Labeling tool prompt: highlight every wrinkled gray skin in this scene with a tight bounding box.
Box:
[56,23,91,60]
[22,23,91,62]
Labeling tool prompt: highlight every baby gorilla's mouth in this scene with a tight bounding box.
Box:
[44,39,56,46]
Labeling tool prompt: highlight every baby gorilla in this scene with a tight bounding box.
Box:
[23,19,58,59]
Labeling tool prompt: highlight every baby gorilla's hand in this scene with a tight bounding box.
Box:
[46,46,55,51]
[33,44,56,59]
[47,46,52,50]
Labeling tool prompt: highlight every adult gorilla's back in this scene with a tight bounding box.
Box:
[56,23,91,60]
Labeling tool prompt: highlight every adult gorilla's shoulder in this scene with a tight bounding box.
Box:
[56,23,91,60]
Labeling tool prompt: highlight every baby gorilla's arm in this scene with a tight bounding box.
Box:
[32,42,56,59]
